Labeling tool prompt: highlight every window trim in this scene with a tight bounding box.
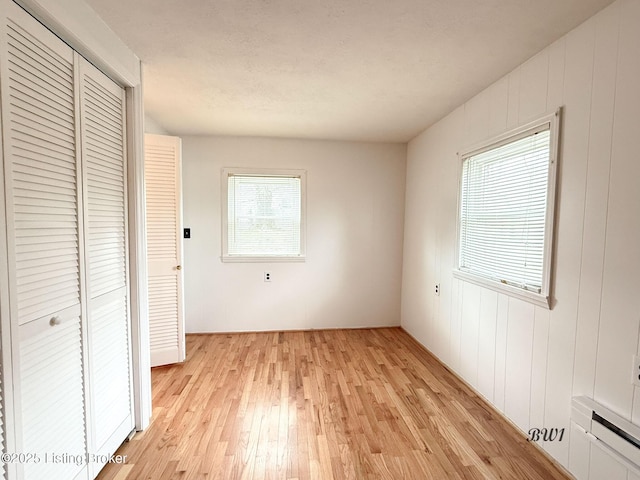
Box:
[453,108,561,309]
[221,167,307,263]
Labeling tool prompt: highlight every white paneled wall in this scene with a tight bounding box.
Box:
[401,0,640,477]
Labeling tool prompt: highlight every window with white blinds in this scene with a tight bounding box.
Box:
[456,111,560,307]
[222,168,306,261]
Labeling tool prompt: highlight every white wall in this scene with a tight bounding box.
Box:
[401,0,640,477]
[144,114,169,135]
[182,136,406,333]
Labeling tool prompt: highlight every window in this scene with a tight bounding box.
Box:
[222,168,306,262]
[454,110,560,307]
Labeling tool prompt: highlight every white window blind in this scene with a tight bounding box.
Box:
[227,174,302,257]
[459,126,551,293]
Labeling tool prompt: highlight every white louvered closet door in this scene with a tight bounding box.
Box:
[78,57,134,477]
[145,134,185,367]
[0,2,88,479]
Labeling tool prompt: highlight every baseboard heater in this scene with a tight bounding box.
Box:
[572,396,640,467]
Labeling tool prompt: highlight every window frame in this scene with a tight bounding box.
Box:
[221,167,307,263]
[453,108,561,308]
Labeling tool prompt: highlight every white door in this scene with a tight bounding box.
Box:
[144,134,185,367]
[78,57,134,477]
[0,2,136,479]
[0,2,87,479]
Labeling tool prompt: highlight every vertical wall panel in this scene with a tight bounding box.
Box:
[459,282,481,388]
[428,280,441,355]
[493,293,509,413]
[572,1,621,402]
[435,108,465,367]
[632,382,640,427]
[530,306,550,434]
[400,134,430,349]
[463,90,490,147]
[504,298,535,432]
[420,139,439,354]
[449,278,462,372]
[506,68,520,129]
[543,16,595,465]
[595,0,640,420]
[546,39,566,112]
[477,289,497,402]
[518,50,550,122]
[487,77,509,137]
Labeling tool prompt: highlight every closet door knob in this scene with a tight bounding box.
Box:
[176,265,182,270]
[50,316,62,326]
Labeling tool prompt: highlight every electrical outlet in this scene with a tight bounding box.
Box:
[435,283,440,296]
[632,355,640,387]
[264,272,271,282]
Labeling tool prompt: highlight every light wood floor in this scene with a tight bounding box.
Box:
[97,328,570,480]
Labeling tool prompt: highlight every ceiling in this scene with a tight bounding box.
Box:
[85,0,614,142]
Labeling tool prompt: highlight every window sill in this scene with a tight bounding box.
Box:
[452,269,551,309]
[221,255,306,263]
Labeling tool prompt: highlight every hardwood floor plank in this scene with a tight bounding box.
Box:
[97,328,570,480]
